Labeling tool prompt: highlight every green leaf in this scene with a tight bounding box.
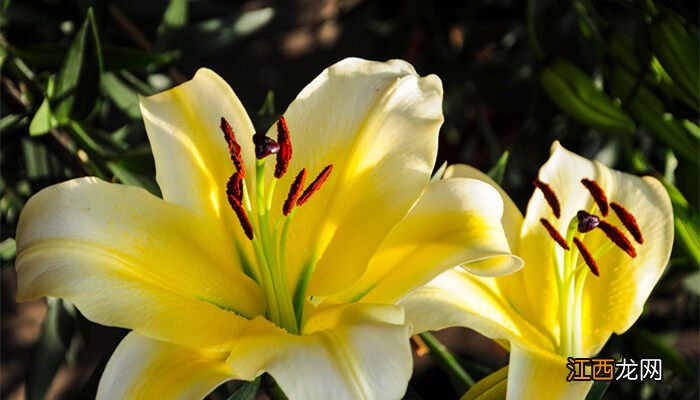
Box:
[683,271,700,296]
[103,46,175,71]
[27,299,76,400]
[28,97,54,136]
[487,151,510,185]
[156,0,189,50]
[255,90,277,132]
[460,366,508,400]
[0,237,16,261]
[227,377,261,400]
[107,149,159,195]
[101,72,141,119]
[584,380,612,400]
[53,8,104,122]
[632,328,693,377]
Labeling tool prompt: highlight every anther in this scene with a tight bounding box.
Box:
[573,237,599,276]
[220,117,245,178]
[283,168,306,216]
[610,202,643,244]
[533,179,561,218]
[540,218,570,250]
[597,220,636,258]
[581,179,609,217]
[297,165,333,207]
[576,210,600,233]
[227,194,254,240]
[275,116,292,179]
[253,133,280,159]
[226,173,244,203]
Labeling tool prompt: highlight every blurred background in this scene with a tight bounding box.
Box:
[1,0,698,399]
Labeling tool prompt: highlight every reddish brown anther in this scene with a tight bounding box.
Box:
[275,116,292,179]
[283,169,306,216]
[227,194,254,240]
[540,218,570,250]
[297,165,333,207]
[220,117,245,178]
[533,179,561,218]
[610,202,643,244]
[598,220,636,258]
[573,237,599,276]
[581,179,609,216]
[226,173,244,203]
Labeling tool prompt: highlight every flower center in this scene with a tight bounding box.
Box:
[220,116,333,334]
[535,177,644,357]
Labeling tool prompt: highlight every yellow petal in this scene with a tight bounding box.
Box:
[444,164,524,251]
[506,344,593,400]
[16,178,263,350]
[336,178,522,304]
[399,268,554,352]
[140,68,256,217]
[139,69,257,267]
[227,303,412,400]
[97,332,233,400]
[578,174,673,355]
[266,58,444,296]
[507,142,601,344]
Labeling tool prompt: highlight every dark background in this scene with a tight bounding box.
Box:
[1,0,698,399]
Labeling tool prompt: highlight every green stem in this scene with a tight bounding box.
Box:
[419,332,475,390]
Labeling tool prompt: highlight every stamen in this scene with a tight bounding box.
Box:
[610,202,644,244]
[581,179,609,216]
[297,165,333,207]
[226,172,244,203]
[533,179,561,218]
[540,218,570,250]
[597,221,636,258]
[283,168,306,216]
[253,133,280,159]
[576,210,600,233]
[275,116,292,179]
[227,194,254,240]
[220,117,245,178]
[573,237,599,276]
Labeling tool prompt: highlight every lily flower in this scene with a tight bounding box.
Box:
[400,142,674,399]
[15,58,521,399]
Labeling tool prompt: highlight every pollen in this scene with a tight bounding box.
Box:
[220,117,245,178]
[227,193,254,240]
[598,220,636,258]
[283,169,306,216]
[573,237,599,276]
[533,179,561,218]
[610,202,643,244]
[226,172,244,203]
[581,179,609,217]
[297,165,333,207]
[275,116,292,179]
[540,218,570,250]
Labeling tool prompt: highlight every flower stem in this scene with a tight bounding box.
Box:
[419,332,475,390]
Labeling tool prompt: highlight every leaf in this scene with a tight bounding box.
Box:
[226,377,261,400]
[103,46,175,71]
[28,97,55,136]
[155,0,189,50]
[101,72,141,119]
[0,237,16,261]
[460,366,508,400]
[53,8,104,122]
[683,271,700,296]
[27,299,76,400]
[584,380,612,400]
[487,151,510,185]
[107,149,160,195]
[632,328,693,377]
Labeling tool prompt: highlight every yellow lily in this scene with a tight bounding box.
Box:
[15,58,521,399]
[400,142,674,399]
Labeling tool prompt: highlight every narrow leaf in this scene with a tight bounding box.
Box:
[226,377,261,400]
